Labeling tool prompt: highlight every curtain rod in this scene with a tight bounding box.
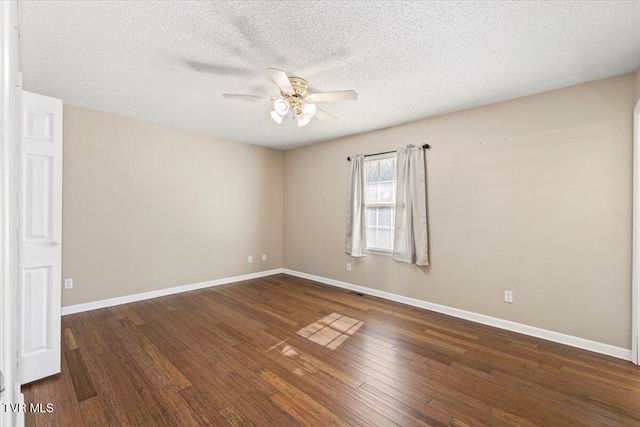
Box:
[347,144,430,161]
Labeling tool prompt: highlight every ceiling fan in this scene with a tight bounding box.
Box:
[223,68,358,127]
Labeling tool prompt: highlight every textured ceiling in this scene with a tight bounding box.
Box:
[18,1,640,150]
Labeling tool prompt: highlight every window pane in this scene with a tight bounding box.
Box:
[379,159,394,181]
[365,183,378,204]
[365,207,376,227]
[363,157,397,252]
[378,207,393,227]
[378,229,393,250]
[366,162,378,183]
[366,227,376,247]
[379,182,394,203]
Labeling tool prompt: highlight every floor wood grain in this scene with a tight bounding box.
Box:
[22,274,640,426]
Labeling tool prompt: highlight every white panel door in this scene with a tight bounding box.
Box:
[19,91,62,384]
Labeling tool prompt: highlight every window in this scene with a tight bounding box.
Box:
[364,155,397,252]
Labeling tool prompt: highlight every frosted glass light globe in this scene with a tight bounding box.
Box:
[273,98,289,116]
[297,115,311,127]
[270,110,284,124]
[303,103,317,118]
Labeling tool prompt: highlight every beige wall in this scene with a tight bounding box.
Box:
[62,106,283,306]
[284,73,636,349]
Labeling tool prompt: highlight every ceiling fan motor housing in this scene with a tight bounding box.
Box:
[283,77,310,113]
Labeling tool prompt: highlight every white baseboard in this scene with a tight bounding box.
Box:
[61,268,284,315]
[283,269,632,361]
[61,267,632,362]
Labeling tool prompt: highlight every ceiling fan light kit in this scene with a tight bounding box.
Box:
[223,68,358,127]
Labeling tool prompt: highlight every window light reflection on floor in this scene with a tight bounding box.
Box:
[297,313,364,350]
[265,340,307,376]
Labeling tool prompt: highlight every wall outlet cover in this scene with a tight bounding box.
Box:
[248,256,253,263]
[504,290,513,303]
[64,279,73,289]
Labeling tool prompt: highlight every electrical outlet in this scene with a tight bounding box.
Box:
[64,279,73,290]
[504,290,513,303]
[262,254,267,261]
[248,256,253,263]
[347,263,352,272]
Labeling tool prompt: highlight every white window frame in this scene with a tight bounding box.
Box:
[364,153,397,255]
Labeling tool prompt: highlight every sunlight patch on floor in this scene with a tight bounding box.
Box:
[297,313,364,350]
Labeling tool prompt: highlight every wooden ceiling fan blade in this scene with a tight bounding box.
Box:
[266,68,294,94]
[308,90,358,102]
[222,94,268,102]
[314,108,338,123]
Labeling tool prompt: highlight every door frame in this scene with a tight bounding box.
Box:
[633,99,640,365]
[0,1,21,426]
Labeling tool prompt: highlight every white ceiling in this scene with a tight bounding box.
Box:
[18,1,640,150]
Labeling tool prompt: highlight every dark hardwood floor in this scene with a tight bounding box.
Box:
[23,274,640,426]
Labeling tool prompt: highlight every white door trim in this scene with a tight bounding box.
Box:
[633,99,640,365]
[0,1,22,426]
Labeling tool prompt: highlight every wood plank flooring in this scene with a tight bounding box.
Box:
[23,274,640,426]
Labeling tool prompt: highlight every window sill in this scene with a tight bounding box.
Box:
[366,249,393,257]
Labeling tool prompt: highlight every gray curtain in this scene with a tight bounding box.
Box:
[393,145,429,266]
[345,154,367,257]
